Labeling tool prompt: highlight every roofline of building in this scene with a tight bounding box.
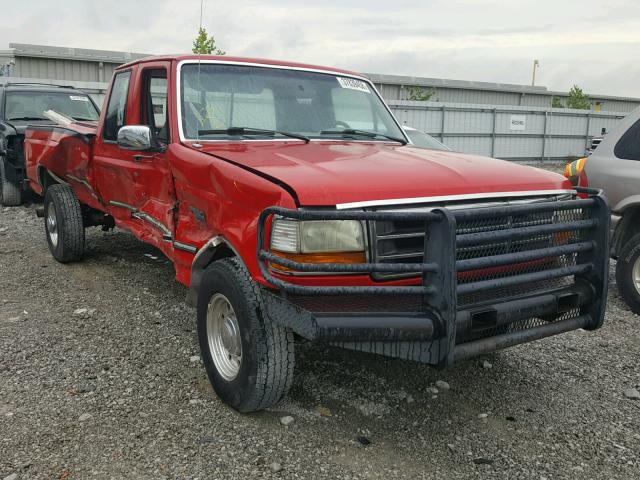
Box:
[7,42,151,64]
[365,72,640,103]
[365,72,549,95]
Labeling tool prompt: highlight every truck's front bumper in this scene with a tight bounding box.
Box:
[257,188,609,368]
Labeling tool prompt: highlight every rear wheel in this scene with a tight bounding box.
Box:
[616,232,640,314]
[44,184,85,263]
[197,257,295,412]
[0,157,22,207]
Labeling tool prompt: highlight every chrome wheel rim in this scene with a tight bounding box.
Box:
[633,256,640,295]
[207,293,242,381]
[46,202,59,248]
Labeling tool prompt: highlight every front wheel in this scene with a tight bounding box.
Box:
[616,232,640,314]
[44,184,85,263]
[0,157,22,207]
[197,258,295,412]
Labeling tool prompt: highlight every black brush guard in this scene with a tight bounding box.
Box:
[256,188,609,368]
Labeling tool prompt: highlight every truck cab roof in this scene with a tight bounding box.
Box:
[116,54,364,78]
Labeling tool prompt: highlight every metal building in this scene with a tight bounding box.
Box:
[368,73,640,113]
[0,43,149,83]
[0,43,150,106]
[1,42,639,113]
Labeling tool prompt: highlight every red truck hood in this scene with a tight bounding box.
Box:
[196,141,571,206]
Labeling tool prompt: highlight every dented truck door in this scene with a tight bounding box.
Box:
[93,63,177,249]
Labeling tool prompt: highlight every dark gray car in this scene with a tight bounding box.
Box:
[584,107,640,313]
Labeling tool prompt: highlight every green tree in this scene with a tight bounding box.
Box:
[566,85,590,110]
[551,96,564,108]
[406,86,435,101]
[192,27,225,55]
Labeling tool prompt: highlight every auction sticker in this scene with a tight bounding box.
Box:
[337,77,371,93]
[70,95,89,101]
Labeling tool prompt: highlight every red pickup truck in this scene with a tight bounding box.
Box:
[24,55,610,412]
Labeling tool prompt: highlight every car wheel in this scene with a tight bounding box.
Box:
[616,232,640,314]
[44,184,85,263]
[197,257,295,412]
[0,157,22,206]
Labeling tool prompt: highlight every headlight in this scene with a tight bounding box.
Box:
[270,219,366,272]
[271,219,364,253]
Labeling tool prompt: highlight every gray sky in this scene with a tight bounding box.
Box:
[1,0,639,96]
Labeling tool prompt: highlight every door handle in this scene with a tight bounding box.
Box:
[133,154,155,162]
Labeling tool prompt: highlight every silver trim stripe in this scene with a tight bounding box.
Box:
[47,170,68,186]
[66,174,99,200]
[335,190,577,210]
[108,200,173,240]
[173,241,198,254]
[108,200,136,211]
[131,212,173,240]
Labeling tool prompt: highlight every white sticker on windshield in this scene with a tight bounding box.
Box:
[336,77,371,93]
[69,95,89,102]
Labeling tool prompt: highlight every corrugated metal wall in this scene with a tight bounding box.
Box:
[595,99,640,113]
[375,83,640,113]
[14,57,98,81]
[13,57,121,83]
[389,100,627,161]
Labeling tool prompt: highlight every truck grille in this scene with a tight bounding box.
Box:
[370,196,585,304]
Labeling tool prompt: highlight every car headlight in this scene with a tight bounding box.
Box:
[270,219,366,272]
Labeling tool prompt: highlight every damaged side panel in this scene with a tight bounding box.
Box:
[169,143,297,288]
[25,125,99,209]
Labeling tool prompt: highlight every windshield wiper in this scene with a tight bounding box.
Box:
[198,127,310,143]
[320,128,407,145]
[7,116,47,121]
[72,117,97,121]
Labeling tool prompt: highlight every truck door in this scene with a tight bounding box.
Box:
[93,63,176,250]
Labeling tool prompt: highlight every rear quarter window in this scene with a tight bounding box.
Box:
[614,118,640,160]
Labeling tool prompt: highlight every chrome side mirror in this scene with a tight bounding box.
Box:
[117,125,153,151]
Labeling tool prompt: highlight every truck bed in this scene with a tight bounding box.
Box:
[24,122,99,207]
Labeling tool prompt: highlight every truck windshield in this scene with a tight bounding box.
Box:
[5,91,99,122]
[179,63,405,142]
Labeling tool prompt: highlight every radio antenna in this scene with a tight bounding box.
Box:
[196,0,204,142]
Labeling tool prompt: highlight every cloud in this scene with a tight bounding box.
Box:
[1,0,639,97]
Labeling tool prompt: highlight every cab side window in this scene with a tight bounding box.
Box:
[103,71,131,141]
[141,69,168,142]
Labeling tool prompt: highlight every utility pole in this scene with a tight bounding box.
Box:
[531,59,540,86]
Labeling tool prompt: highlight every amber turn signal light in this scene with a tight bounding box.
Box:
[270,250,366,273]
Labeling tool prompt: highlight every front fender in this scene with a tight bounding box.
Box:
[186,236,245,306]
[613,194,640,215]
[168,143,297,295]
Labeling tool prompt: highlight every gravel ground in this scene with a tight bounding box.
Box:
[1,162,639,479]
